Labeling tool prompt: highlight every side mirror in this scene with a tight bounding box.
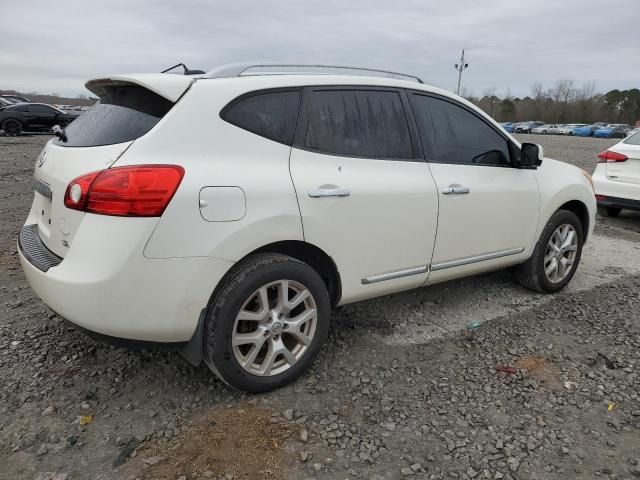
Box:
[520,143,543,168]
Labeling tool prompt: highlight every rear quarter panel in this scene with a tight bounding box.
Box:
[113,79,304,261]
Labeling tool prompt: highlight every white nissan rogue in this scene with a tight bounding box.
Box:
[18,64,596,392]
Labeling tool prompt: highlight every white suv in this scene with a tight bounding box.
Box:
[593,129,640,217]
[18,64,596,392]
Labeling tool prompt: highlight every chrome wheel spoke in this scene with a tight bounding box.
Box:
[287,329,312,346]
[544,223,579,284]
[232,329,266,346]
[232,279,318,377]
[545,258,558,277]
[286,308,316,330]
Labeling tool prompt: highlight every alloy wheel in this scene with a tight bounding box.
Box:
[544,224,578,283]
[232,279,317,376]
[3,120,20,135]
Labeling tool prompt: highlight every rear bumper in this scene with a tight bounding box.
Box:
[593,164,640,210]
[596,195,640,212]
[18,214,234,342]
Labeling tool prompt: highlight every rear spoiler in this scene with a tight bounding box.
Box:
[85,73,194,103]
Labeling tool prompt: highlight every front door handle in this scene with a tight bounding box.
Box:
[308,188,351,198]
[442,186,470,195]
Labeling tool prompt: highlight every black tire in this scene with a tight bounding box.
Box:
[2,119,23,136]
[542,130,546,135]
[203,253,331,393]
[514,210,584,293]
[598,206,621,218]
[568,132,573,136]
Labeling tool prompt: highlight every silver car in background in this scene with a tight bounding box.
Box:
[531,124,562,135]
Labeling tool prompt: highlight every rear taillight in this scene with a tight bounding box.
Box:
[64,165,184,217]
[598,150,628,163]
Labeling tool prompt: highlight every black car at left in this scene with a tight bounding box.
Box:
[0,103,79,135]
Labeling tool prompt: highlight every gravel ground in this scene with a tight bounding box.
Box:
[1,134,640,480]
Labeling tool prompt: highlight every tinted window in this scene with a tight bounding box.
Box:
[411,94,510,166]
[222,91,300,145]
[303,90,413,159]
[29,105,56,114]
[54,85,173,147]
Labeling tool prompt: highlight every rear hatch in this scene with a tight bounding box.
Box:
[606,133,640,186]
[32,74,192,258]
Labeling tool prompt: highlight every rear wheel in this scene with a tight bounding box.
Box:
[598,206,621,218]
[2,119,22,136]
[204,253,330,393]
[515,210,583,293]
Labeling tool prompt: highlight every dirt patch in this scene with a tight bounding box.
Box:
[131,405,296,480]
[515,355,562,389]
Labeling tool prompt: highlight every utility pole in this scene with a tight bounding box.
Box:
[454,49,469,96]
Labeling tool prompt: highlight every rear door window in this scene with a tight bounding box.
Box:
[302,89,414,159]
[221,90,301,145]
[54,85,173,147]
[410,93,511,166]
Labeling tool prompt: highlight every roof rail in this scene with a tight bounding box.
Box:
[202,63,423,84]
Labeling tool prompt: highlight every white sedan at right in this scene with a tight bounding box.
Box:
[593,129,640,217]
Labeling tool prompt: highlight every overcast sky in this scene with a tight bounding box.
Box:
[2,0,639,98]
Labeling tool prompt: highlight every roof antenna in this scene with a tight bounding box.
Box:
[161,63,205,75]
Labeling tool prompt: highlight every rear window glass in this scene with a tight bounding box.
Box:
[623,130,640,145]
[54,85,173,147]
[221,91,300,145]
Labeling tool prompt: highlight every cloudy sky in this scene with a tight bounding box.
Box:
[2,0,639,98]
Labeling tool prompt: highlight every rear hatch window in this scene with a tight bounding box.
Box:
[54,84,173,147]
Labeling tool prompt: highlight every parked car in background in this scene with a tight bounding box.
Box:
[557,124,586,135]
[17,64,595,392]
[594,124,631,139]
[500,122,513,131]
[532,124,562,135]
[503,122,517,133]
[0,103,79,135]
[1,94,30,104]
[573,123,607,137]
[515,121,544,133]
[593,129,640,217]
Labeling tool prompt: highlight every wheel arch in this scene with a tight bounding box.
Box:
[557,200,590,241]
[250,240,342,306]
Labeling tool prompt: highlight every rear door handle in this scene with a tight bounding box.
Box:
[308,188,351,198]
[442,186,470,195]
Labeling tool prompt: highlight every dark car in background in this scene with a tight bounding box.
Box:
[0,103,79,135]
[1,94,31,104]
[514,121,544,133]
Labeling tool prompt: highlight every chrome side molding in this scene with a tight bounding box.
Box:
[362,265,428,285]
[431,247,525,271]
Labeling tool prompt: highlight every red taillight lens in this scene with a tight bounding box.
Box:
[598,150,628,163]
[64,165,184,217]
[64,171,99,210]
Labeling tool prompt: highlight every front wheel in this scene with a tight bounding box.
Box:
[514,210,583,293]
[2,119,23,136]
[204,253,330,393]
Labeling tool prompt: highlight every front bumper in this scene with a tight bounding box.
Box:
[18,214,234,342]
